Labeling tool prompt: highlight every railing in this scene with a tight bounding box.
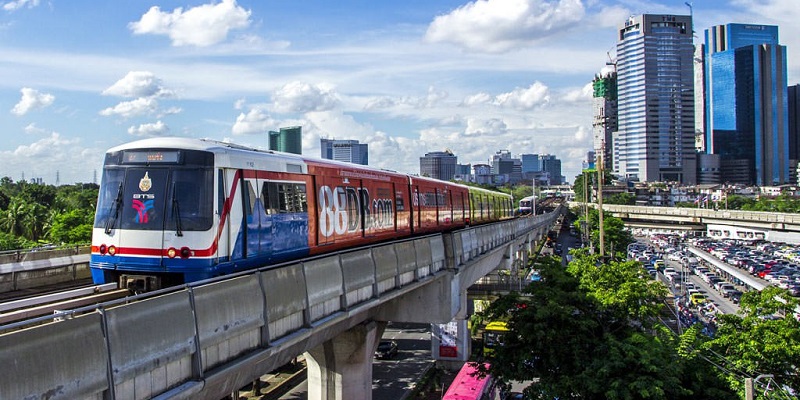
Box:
[571,203,800,227]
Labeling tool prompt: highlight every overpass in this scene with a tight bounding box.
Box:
[573,203,800,243]
[0,206,565,400]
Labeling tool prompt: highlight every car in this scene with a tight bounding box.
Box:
[690,293,707,306]
[375,340,398,359]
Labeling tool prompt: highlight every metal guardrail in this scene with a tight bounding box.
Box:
[570,202,800,230]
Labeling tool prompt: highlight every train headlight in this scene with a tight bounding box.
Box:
[99,244,107,255]
[180,247,191,259]
[108,245,117,256]
[167,248,177,258]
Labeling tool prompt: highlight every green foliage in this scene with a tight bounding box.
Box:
[605,192,636,205]
[703,286,800,395]
[0,177,98,249]
[480,254,736,399]
[574,207,634,256]
[0,231,34,251]
[49,209,94,244]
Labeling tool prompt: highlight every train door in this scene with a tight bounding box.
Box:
[215,169,230,264]
[241,174,260,259]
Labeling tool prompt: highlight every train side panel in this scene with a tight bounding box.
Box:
[306,161,412,254]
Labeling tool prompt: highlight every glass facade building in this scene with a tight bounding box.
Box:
[615,14,696,184]
[419,150,457,181]
[705,23,789,185]
[268,126,302,154]
[320,138,369,165]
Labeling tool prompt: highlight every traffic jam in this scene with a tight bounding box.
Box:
[629,233,800,335]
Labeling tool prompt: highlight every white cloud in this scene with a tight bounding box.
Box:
[494,82,550,109]
[99,97,158,118]
[464,118,508,136]
[11,87,54,116]
[3,0,39,12]
[562,82,593,102]
[23,123,47,135]
[425,0,585,53]
[461,92,493,107]
[271,82,340,114]
[129,0,251,47]
[102,71,175,98]
[128,121,170,137]
[231,107,277,135]
[363,97,397,111]
[12,132,76,158]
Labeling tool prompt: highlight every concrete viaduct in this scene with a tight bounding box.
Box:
[0,206,565,400]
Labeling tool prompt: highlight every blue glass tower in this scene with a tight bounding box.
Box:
[615,14,696,184]
[705,24,789,185]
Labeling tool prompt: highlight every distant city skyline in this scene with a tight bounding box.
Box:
[0,1,798,185]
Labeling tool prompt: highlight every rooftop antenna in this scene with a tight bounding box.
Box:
[684,2,696,36]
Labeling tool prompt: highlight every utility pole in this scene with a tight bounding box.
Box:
[532,177,537,215]
[598,145,605,257]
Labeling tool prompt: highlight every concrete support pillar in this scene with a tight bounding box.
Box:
[305,321,386,400]
[432,312,470,370]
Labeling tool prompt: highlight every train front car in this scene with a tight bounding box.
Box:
[91,139,220,291]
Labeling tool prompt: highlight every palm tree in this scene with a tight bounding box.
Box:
[0,197,28,236]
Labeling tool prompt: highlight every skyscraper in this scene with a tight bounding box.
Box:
[539,154,563,185]
[614,14,696,184]
[420,150,457,181]
[705,23,790,185]
[268,126,302,154]
[790,84,800,182]
[320,138,369,165]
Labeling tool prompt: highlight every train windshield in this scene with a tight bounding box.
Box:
[95,167,213,232]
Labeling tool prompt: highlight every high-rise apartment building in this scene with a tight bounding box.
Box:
[420,150,457,181]
[268,126,302,154]
[320,138,369,165]
[614,14,696,184]
[705,23,790,186]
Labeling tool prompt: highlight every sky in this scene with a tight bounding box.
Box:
[0,0,798,185]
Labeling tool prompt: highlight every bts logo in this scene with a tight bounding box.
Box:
[132,199,154,224]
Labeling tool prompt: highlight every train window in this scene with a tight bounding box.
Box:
[278,183,291,212]
[166,169,213,231]
[261,182,280,214]
[119,168,170,231]
[94,168,124,228]
[244,181,256,216]
[217,170,225,216]
[296,184,308,212]
[395,190,405,211]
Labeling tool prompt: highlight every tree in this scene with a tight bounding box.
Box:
[49,209,94,244]
[480,254,735,399]
[574,208,634,256]
[606,192,636,205]
[703,286,800,396]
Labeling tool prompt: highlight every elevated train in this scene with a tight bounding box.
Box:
[91,138,513,291]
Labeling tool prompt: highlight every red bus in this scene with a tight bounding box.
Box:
[443,362,497,400]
